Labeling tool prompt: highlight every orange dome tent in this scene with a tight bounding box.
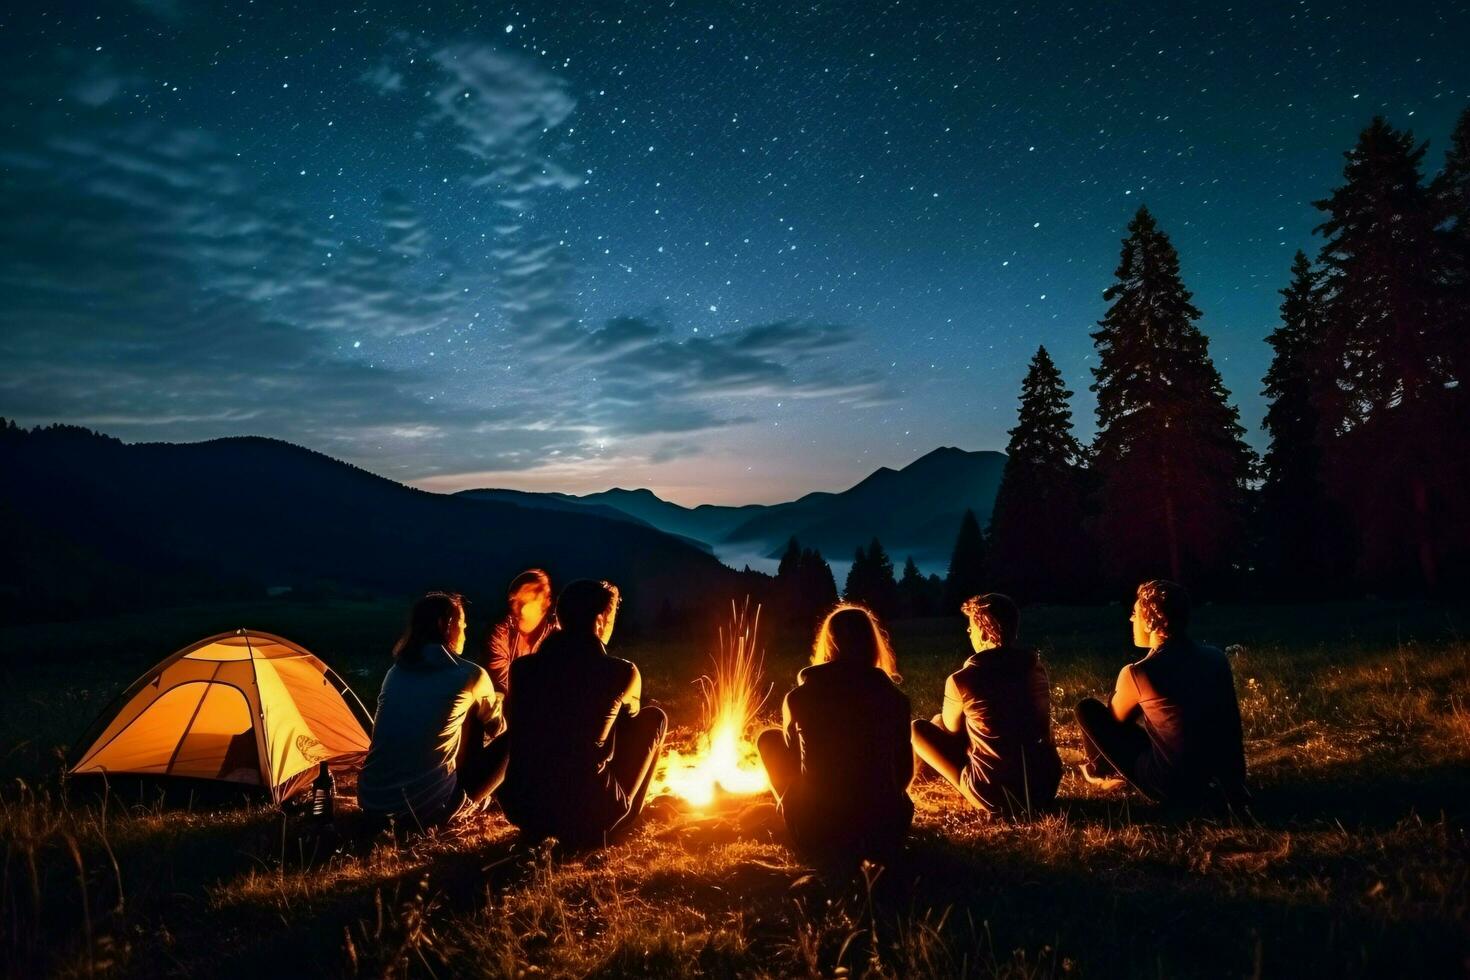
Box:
[69,629,373,804]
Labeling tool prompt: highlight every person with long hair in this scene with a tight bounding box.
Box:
[757,604,913,866]
[359,591,508,828]
[482,568,556,695]
[910,593,1061,818]
[1075,580,1249,806]
[497,579,667,847]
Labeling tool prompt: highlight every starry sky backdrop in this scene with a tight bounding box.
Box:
[2,1,1466,503]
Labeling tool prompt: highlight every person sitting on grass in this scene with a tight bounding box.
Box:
[757,604,914,868]
[482,567,557,695]
[496,579,667,847]
[910,593,1061,818]
[359,591,508,830]
[1075,579,1249,807]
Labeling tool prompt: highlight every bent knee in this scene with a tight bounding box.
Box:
[642,705,668,734]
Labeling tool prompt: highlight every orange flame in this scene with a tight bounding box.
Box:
[651,598,771,807]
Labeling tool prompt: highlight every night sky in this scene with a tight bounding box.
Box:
[2,2,1466,504]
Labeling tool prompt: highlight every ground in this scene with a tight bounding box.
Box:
[2,599,1467,978]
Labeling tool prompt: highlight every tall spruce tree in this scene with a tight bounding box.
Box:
[1090,206,1254,589]
[987,346,1093,600]
[1314,117,1459,589]
[845,538,897,617]
[844,544,868,603]
[775,537,840,628]
[1432,106,1470,385]
[897,556,930,618]
[943,508,988,611]
[1258,252,1348,593]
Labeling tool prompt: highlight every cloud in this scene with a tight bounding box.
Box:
[360,64,404,94]
[0,34,893,488]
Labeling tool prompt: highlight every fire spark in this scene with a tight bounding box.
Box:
[650,599,771,808]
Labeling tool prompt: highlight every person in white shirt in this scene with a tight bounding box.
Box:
[359,591,506,829]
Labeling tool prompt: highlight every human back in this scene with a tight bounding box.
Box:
[759,604,914,864]
[1127,638,1244,795]
[498,578,667,844]
[359,591,502,821]
[503,631,637,792]
[785,660,911,805]
[950,645,1054,767]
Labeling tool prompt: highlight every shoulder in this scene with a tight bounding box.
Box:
[452,655,491,686]
[947,662,977,697]
[883,673,911,712]
[1193,640,1231,672]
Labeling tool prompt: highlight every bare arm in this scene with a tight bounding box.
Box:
[1110,664,1140,723]
[623,662,643,717]
[941,674,965,733]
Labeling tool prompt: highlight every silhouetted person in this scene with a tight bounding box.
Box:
[757,605,914,867]
[911,593,1061,817]
[360,592,508,829]
[1075,580,1249,806]
[482,568,556,695]
[497,579,667,847]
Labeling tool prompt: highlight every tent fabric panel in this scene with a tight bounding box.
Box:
[252,656,370,791]
[182,638,253,661]
[71,659,240,772]
[165,682,260,780]
[73,681,259,782]
[251,637,311,660]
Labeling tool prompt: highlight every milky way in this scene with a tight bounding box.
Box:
[1,1,1466,502]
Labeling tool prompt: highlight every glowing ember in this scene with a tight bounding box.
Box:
[651,599,771,808]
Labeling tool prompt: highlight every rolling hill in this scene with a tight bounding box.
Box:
[0,424,743,624]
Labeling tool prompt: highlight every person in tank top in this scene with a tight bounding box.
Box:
[1075,579,1248,806]
[911,593,1061,817]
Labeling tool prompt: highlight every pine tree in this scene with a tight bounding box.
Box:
[1432,106,1470,386]
[943,508,988,611]
[775,537,839,629]
[987,346,1093,600]
[865,537,898,617]
[844,544,867,603]
[1314,118,1460,589]
[844,539,897,617]
[802,547,839,613]
[1090,206,1254,590]
[897,557,931,617]
[1258,252,1349,593]
[777,536,802,579]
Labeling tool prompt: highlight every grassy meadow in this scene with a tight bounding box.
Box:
[2,598,1467,977]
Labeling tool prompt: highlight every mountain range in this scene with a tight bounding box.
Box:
[0,425,739,624]
[459,446,1007,570]
[0,425,1005,624]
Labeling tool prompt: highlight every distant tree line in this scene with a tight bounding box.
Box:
[786,107,1470,625]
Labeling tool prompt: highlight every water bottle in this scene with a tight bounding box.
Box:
[310,761,335,822]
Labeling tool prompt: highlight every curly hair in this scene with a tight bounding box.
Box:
[1135,579,1190,636]
[960,592,1019,646]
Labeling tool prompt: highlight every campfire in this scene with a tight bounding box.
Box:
[650,599,772,808]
